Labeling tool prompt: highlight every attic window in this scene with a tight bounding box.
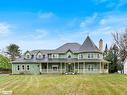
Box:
[68,55,71,58]
[38,55,41,58]
[27,55,30,59]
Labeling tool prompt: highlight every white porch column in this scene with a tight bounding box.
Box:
[100,62,101,73]
[12,64,13,74]
[78,62,79,73]
[83,62,85,73]
[65,62,66,72]
[61,63,62,73]
[107,63,109,73]
[40,63,42,73]
[74,62,75,73]
[47,62,48,73]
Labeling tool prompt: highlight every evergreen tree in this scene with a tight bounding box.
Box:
[6,44,21,61]
[104,44,120,73]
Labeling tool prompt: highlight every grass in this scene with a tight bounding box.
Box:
[0,74,127,95]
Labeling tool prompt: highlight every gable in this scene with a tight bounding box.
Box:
[24,51,32,59]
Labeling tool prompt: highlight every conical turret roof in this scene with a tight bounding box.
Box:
[79,36,100,52]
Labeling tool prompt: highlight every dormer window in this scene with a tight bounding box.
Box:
[25,51,31,59]
[36,52,43,59]
[27,55,30,58]
[39,55,41,58]
[68,55,71,58]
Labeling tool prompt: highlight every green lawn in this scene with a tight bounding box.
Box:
[0,74,127,95]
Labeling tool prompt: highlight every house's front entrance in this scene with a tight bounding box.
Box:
[66,63,74,74]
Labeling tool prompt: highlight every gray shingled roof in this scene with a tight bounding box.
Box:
[30,50,55,55]
[79,36,100,52]
[55,43,81,53]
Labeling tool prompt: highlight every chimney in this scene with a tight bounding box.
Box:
[99,39,103,51]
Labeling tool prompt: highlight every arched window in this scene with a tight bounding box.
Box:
[38,55,41,58]
[27,65,30,70]
[68,55,71,58]
[22,65,25,70]
[27,55,30,58]
[17,65,20,70]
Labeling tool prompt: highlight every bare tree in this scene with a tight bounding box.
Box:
[112,30,127,62]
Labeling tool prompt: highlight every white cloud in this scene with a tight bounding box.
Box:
[93,0,108,4]
[25,29,49,40]
[0,23,11,34]
[93,0,127,9]
[80,13,98,28]
[38,12,54,19]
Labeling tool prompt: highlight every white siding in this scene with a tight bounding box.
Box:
[124,57,127,74]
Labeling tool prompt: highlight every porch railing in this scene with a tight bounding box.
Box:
[40,69,108,73]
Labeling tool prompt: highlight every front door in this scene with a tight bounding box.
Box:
[66,63,74,73]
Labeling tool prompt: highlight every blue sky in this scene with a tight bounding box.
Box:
[0,0,127,51]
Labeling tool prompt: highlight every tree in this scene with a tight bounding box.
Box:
[6,44,21,61]
[112,30,127,62]
[0,54,11,69]
[104,44,121,73]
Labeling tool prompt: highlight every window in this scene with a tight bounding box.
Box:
[43,55,45,58]
[53,54,55,58]
[27,55,30,58]
[53,67,58,71]
[38,55,41,58]
[17,65,20,70]
[97,54,100,58]
[88,54,90,58]
[52,65,58,71]
[48,54,51,58]
[91,54,93,58]
[31,55,34,58]
[27,65,30,70]
[88,64,94,71]
[104,64,108,69]
[68,55,71,58]
[22,65,25,70]
[79,54,83,59]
